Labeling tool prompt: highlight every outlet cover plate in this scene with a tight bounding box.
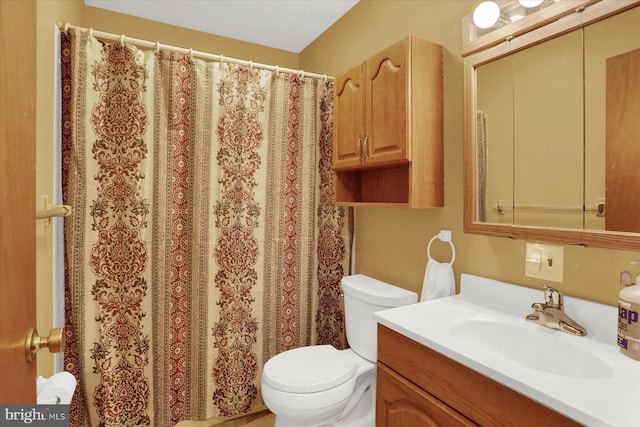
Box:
[525,242,564,282]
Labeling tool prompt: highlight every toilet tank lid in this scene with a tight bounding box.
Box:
[341,274,417,307]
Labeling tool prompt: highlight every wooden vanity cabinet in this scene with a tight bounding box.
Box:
[377,363,478,426]
[376,325,581,427]
[333,37,443,208]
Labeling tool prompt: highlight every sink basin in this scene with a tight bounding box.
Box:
[451,317,614,379]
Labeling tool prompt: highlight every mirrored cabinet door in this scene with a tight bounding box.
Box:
[512,29,584,230]
[584,6,640,233]
[476,54,514,225]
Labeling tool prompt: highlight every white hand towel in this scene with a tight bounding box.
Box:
[421,259,455,302]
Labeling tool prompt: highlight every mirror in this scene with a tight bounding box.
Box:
[464,2,640,251]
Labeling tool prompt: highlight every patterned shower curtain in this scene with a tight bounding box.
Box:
[60,29,352,427]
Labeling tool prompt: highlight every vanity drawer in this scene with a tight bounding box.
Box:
[377,325,581,427]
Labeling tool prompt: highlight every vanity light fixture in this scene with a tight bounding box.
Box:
[473,1,502,29]
[471,0,559,30]
[510,13,525,23]
[519,0,544,8]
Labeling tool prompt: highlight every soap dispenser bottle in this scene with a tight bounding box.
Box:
[618,263,640,361]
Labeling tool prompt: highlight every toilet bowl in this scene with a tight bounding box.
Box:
[261,274,417,427]
[262,346,375,426]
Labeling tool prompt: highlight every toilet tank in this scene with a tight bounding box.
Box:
[341,274,417,362]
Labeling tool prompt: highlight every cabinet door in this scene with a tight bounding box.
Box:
[376,363,478,427]
[366,38,409,166]
[334,63,366,169]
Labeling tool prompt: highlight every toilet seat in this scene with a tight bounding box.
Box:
[262,345,357,393]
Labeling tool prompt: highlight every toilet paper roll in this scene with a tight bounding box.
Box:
[36,376,47,395]
[37,371,77,405]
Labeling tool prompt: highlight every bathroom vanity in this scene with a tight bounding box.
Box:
[374,274,640,427]
[376,325,577,426]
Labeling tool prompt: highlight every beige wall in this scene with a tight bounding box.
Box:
[300,1,639,305]
[35,0,639,377]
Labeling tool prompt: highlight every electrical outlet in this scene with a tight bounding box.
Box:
[525,242,564,282]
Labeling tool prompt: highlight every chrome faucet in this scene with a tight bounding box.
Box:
[525,285,587,336]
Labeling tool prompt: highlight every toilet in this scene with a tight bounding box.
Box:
[261,274,418,426]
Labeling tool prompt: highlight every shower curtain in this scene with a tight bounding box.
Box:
[60,29,352,426]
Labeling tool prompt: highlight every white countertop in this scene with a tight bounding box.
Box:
[373,274,640,427]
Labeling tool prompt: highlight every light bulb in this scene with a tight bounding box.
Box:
[519,0,544,8]
[473,1,501,29]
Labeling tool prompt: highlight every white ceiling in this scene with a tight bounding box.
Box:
[84,0,359,53]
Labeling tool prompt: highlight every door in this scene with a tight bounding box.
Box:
[606,47,640,232]
[0,0,38,403]
[376,363,477,427]
[366,38,409,166]
[334,63,366,169]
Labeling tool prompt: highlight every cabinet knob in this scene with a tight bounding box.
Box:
[357,134,363,163]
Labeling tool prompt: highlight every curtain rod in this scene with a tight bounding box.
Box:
[57,21,334,82]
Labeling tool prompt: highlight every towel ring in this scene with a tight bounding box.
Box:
[427,231,455,264]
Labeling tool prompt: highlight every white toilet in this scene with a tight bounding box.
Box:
[261,274,418,426]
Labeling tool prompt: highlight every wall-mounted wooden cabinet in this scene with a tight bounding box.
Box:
[333,36,443,208]
[377,325,580,427]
